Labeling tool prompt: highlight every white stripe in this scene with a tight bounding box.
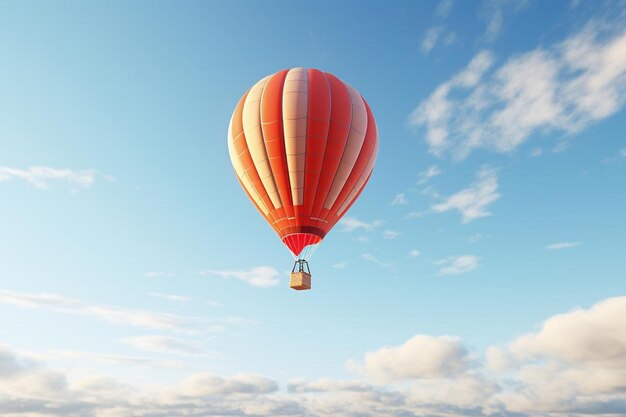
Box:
[242,76,282,209]
[227,121,270,215]
[323,84,368,209]
[282,68,308,206]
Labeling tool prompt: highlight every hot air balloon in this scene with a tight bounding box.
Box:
[227,68,378,290]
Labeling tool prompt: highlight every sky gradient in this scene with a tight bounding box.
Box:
[0,1,625,416]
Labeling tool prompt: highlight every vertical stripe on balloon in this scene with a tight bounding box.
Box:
[242,76,283,210]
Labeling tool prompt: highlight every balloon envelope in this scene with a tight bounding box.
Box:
[228,68,378,258]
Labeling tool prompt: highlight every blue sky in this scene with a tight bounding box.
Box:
[0,1,625,416]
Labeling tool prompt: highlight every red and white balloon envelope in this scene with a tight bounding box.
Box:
[227,68,378,290]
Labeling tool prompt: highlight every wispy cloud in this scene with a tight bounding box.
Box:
[122,336,215,357]
[0,289,247,334]
[47,349,183,368]
[432,166,500,223]
[406,210,427,219]
[200,266,280,288]
[0,166,97,189]
[435,255,480,275]
[464,233,484,243]
[339,217,384,232]
[421,26,444,53]
[421,0,456,53]
[546,241,583,250]
[149,292,190,303]
[417,165,442,184]
[332,261,347,269]
[383,230,400,240]
[389,193,408,206]
[603,147,626,163]
[410,50,494,157]
[436,0,454,18]
[480,0,530,42]
[409,250,421,258]
[361,253,393,269]
[410,21,626,159]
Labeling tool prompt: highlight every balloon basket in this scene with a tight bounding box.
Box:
[290,259,312,290]
[290,272,311,290]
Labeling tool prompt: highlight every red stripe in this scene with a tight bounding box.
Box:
[281,233,323,256]
[309,72,352,233]
[302,68,331,221]
[260,69,295,232]
[323,99,378,225]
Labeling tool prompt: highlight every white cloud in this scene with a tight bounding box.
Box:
[421,185,441,198]
[182,372,278,396]
[436,0,454,18]
[490,296,626,414]
[464,233,484,243]
[339,217,383,232]
[417,165,442,184]
[421,1,456,53]
[149,292,189,303]
[389,193,408,206]
[201,266,280,287]
[422,28,457,54]
[361,253,393,269]
[621,148,626,157]
[480,0,504,41]
[530,147,544,157]
[0,345,69,400]
[408,373,498,410]
[410,51,494,156]
[509,296,626,365]
[409,250,421,257]
[0,345,284,416]
[2,296,626,416]
[382,230,400,240]
[485,345,514,371]
[287,378,373,393]
[46,349,183,369]
[0,289,247,334]
[0,166,97,189]
[480,0,530,42]
[410,22,626,159]
[350,335,470,383]
[421,26,444,53]
[332,261,347,269]
[432,166,500,223]
[405,210,427,219]
[122,336,212,357]
[435,255,480,275]
[546,241,583,250]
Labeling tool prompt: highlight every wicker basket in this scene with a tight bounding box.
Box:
[290,272,311,290]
